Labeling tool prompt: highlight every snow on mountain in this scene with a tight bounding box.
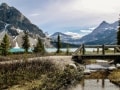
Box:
[77,21,118,45]
[50,20,118,45]
[0,3,51,48]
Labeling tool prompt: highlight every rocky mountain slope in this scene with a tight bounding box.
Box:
[0,3,51,48]
[50,32,72,43]
[51,21,118,45]
[78,21,118,45]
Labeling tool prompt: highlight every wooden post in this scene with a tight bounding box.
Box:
[102,79,105,88]
[97,47,99,54]
[114,47,116,54]
[102,45,105,55]
[82,44,85,55]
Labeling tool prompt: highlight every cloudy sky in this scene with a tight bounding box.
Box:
[1,0,120,37]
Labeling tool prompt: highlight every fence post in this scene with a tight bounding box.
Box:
[114,47,116,53]
[82,44,85,55]
[102,45,105,55]
[97,47,99,54]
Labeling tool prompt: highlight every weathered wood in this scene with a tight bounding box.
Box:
[83,45,120,48]
[97,47,99,54]
[73,44,120,55]
[82,44,85,55]
[72,45,82,55]
[102,45,105,55]
[114,47,116,53]
[72,44,120,61]
[73,54,120,60]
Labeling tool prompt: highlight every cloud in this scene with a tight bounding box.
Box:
[30,13,40,17]
[80,27,95,33]
[2,0,120,34]
[64,30,91,39]
[80,30,92,33]
[64,32,82,39]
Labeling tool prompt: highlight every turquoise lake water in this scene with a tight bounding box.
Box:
[9,48,100,53]
[9,48,78,53]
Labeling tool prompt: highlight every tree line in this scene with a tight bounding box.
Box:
[0,31,45,56]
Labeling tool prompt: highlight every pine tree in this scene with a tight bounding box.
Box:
[22,31,30,53]
[66,44,70,55]
[1,34,10,56]
[56,33,61,53]
[117,19,120,45]
[34,37,45,54]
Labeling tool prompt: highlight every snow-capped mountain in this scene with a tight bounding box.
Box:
[78,21,118,45]
[0,3,51,47]
[50,21,118,45]
[50,32,73,43]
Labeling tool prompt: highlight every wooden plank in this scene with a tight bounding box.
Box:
[72,45,120,56]
[81,54,120,60]
[83,45,120,48]
[72,54,120,60]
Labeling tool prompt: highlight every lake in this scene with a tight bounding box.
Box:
[45,48,77,52]
[45,48,100,53]
[9,47,107,53]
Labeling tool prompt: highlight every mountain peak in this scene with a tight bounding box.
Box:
[1,3,9,9]
[0,3,47,47]
[100,21,109,25]
[95,20,110,30]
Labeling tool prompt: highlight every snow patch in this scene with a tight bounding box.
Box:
[13,36,17,41]
[5,24,10,30]
[10,26,16,30]
[16,28,23,33]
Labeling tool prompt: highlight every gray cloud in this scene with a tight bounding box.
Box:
[0,0,120,34]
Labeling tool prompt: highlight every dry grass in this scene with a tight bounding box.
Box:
[108,69,120,86]
[85,70,109,79]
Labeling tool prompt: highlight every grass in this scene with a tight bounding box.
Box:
[0,59,56,89]
[85,70,109,79]
[108,69,120,86]
[0,58,83,90]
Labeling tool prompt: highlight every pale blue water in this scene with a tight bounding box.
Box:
[9,48,99,53]
[45,48,78,53]
[9,48,32,53]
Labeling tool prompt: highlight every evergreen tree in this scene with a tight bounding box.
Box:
[22,31,30,53]
[66,44,70,55]
[34,37,45,54]
[56,33,61,53]
[117,19,120,45]
[1,34,10,56]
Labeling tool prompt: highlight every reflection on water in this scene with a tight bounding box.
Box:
[70,79,120,90]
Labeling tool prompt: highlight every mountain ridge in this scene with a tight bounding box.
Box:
[50,20,118,45]
[0,3,51,48]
